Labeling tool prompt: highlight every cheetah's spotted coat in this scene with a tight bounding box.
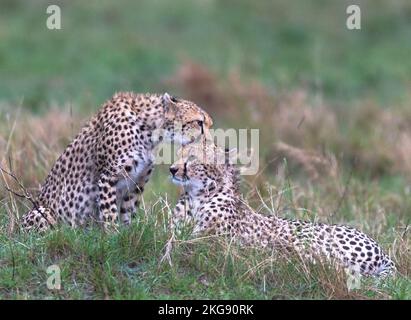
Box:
[170,143,396,277]
[22,92,212,232]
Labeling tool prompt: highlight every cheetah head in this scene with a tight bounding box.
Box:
[161,93,213,145]
[169,142,236,192]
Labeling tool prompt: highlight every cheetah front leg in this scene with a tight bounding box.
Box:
[119,162,153,224]
[160,192,192,266]
[119,185,142,225]
[98,173,119,231]
[21,206,56,233]
[171,192,194,235]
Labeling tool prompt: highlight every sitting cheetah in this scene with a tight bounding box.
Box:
[169,143,396,277]
[22,92,213,232]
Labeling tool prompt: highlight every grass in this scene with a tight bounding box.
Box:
[0,169,410,299]
[1,115,410,300]
[1,69,411,300]
[1,0,411,299]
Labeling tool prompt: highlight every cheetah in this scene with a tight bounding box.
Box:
[21,92,213,232]
[169,142,396,277]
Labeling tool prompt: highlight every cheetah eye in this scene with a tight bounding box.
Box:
[170,96,178,103]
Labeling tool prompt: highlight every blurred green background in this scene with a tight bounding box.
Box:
[1,0,410,110]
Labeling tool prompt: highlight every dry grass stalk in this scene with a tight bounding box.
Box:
[270,141,339,181]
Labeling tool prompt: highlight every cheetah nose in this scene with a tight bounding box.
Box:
[169,166,178,176]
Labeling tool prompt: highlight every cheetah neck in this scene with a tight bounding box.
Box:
[132,94,169,147]
[186,178,238,214]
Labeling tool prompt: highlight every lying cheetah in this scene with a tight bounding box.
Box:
[22,92,213,232]
[169,143,396,277]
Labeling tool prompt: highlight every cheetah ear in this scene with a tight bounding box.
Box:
[224,148,247,176]
[163,92,173,103]
[163,93,178,118]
